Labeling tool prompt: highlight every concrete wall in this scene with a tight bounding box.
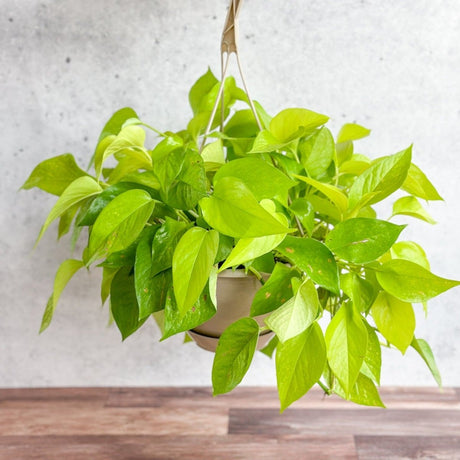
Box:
[1,0,459,387]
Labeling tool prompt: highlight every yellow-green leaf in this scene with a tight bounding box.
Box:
[40,259,85,333]
[21,154,89,196]
[392,196,436,224]
[212,317,259,395]
[371,291,415,353]
[348,146,412,209]
[325,302,368,396]
[276,322,326,411]
[36,176,102,245]
[337,123,371,144]
[402,163,443,201]
[266,279,321,343]
[200,177,294,238]
[376,259,460,303]
[269,108,329,142]
[172,227,219,316]
[390,241,430,270]
[87,189,155,264]
[295,175,348,216]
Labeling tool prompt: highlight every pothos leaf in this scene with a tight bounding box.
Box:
[212,317,260,395]
[172,227,219,316]
[276,322,326,411]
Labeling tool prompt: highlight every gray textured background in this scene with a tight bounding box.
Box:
[1,0,459,388]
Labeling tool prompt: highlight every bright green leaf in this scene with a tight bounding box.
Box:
[201,139,225,168]
[249,130,290,154]
[77,182,158,226]
[299,127,335,178]
[371,291,415,353]
[162,284,216,340]
[155,148,207,210]
[214,157,296,202]
[326,218,405,264]
[200,177,294,238]
[212,317,259,395]
[224,109,260,138]
[337,123,371,143]
[266,279,321,343]
[220,208,288,271]
[306,194,341,222]
[95,125,148,179]
[325,302,368,396]
[36,176,102,245]
[376,259,460,303]
[172,227,219,316]
[411,337,442,387]
[390,241,430,270]
[189,68,219,115]
[348,146,412,209]
[269,108,329,142]
[278,236,340,294]
[220,233,286,272]
[22,154,89,196]
[40,259,84,333]
[276,322,326,411]
[402,163,443,201]
[295,175,348,216]
[334,373,385,407]
[101,266,119,306]
[340,272,377,313]
[87,189,155,264]
[251,263,300,316]
[392,196,436,224]
[57,204,79,239]
[361,320,382,384]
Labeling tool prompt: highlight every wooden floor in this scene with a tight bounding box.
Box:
[0,387,459,459]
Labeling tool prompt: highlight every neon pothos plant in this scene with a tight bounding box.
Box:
[23,69,459,410]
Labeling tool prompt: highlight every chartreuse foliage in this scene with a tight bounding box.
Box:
[24,69,458,411]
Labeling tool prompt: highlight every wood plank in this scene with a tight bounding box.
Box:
[228,408,460,436]
[355,435,460,460]
[455,387,460,401]
[0,388,109,409]
[0,435,357,460]
[106,386,459,410]
[0,407,227,436]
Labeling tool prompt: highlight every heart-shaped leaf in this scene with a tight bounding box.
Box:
[376,259,460,303]
[278,236,340,294]
[212,317,260,395]
[276,322,326,411]
[172,227,219,316]
[200,177,294,238]
[326,218,405,264]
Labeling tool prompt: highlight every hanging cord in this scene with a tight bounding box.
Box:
[200,0,262,152]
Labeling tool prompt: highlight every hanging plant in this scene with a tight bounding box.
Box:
[22,1,459,411]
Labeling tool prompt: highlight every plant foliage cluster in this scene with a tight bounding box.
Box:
[23,69,459,410]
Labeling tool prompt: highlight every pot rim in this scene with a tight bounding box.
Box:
[217,268,271,279]
[189,327,274,340]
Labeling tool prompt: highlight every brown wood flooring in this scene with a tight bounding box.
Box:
[0,387,459,459]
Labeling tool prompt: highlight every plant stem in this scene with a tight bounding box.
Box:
[317,380,331,395]
[176,210,191,223]
[287,195,305,237]
[247,266,265,285]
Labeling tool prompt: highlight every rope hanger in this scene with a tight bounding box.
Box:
[201,0,262,151]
